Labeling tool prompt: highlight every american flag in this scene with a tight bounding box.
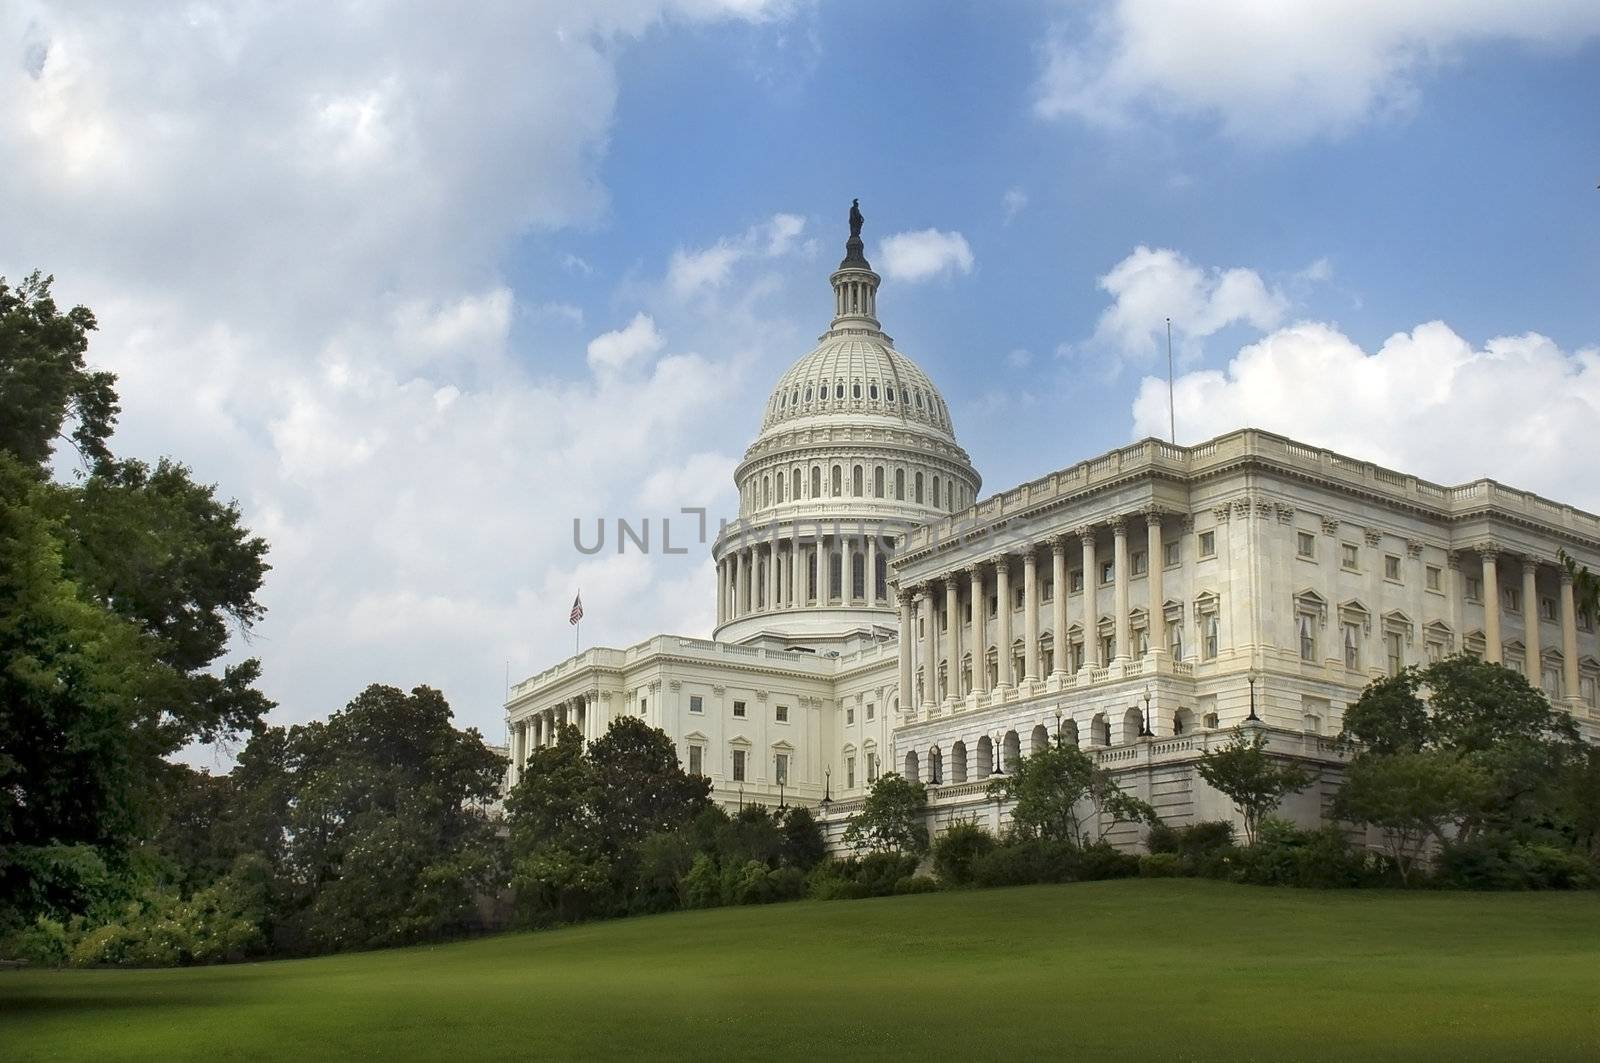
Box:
[569,592,584,625]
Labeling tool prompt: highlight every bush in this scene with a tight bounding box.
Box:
[806,854,919,901]
[931,822,996,888]
[1436,835,1599,891]
[1138,853,1184,878]
[1225,819,1374,889]
[893,875,939,895]
[680,853,724,909]
[0,916,70,966]
[970,838,1080,888]
[1076,841,1140,881]
[1148,821,1234,859]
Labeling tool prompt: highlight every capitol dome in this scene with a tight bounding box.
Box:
[712,201,981,647]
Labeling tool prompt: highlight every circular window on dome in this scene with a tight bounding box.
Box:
[852,383,861,399]
[869,383,879,400]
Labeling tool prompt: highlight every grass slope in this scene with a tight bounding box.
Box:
[2,880,1598,1061]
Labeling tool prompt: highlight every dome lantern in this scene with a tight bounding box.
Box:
[830,198,880,330]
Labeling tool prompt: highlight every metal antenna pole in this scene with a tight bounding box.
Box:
[1166,316,1176,443]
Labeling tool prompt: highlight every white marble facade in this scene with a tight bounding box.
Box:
[505,224,1600,844]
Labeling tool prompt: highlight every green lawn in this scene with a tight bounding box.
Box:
[3,880,1598,1061]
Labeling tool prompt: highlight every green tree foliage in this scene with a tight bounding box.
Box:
[1333,750,1490,884]
[1197,728,1313,846]
[987,740,1156,844]
[843,773,929,856]
[1340,656,1581,846]
[778,806,826,871]
[0,272,117,470]
[236,685,507,953]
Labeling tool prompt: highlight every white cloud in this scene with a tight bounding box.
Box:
[587,312,665,371]
[1036,1,1600,142]
[1005,348,1033,370]
[876,229,974,283]
[0,1,791,753]
[1089,246,1285,367]
[1132,320,1600,510]
[666,212,808,298]
[1002,186,1028,223]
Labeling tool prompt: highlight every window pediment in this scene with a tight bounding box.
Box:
[1162,598,1184,624]
[1194,589,1220,614]
[1338,599,1372,633]
[728,735,752,749]
[1382,610,1414,641]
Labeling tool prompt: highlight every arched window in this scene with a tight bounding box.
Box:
[811,466,821,498]
[950,740,968,783]
[852,382,861,399]
[852,552,866,600]
[829,550,842,600]
[852,465,864,497]
[875,552,888,602]
[887,387,896,404]
[835,382,845,400]
[869,383,879,400]
[914,471,924,503]
[1031,724,1050,755]
[804,386,812,402]
[895,468,905,500]
[932,475,941,509]
[976,736,993,780]
[904,750,920,783]
[946,481,953,510]
[874,466,885,498]
[830,465,841,495]
[929,747,943,785]
[791,468,801,499]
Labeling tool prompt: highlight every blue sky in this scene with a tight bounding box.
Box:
[3,1,1598,751]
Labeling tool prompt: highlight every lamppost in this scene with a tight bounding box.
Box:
[738,783,745,812]
[993,732,1004,776]
[1140,686,1154,738]
[1054,707,1063,746]
[776,754,786,810]
[1246,669,1260,722]
[820,767,832,816]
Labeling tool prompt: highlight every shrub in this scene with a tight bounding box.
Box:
[805,854,919,900]
[1077,841,1140,881]
[893,875,939,895]
[1227,819,1372,889]
[931,822,996,887]
[1138,853,1184,878]
[1436,835,1599,890]
[681,853,724,909]
[1149,821,1235,859]
[0,916,70,966]
[970,838,1080,888]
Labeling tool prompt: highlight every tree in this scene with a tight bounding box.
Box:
[586,716,712,854]
[843,773,929,855]
[1333,749,1490,884]
[235,685,507,953]
[985,740,1158,844]
[1340,655,1580,844]
[778,805,827,871]
[0,272,116,471]
[1197,728,1312,846]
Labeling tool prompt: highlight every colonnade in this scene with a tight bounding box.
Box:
[898,511,1170,714]
[1474,546,1584,700]
[508,691,595,784]
[716,533,889,624]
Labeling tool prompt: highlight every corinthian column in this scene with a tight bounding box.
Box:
[921,583,939,706]
[995,556,1013,690]
[1560,570,1580,700]
[1523,558,1540,679]
[1481,548,1501,664]
[898,590,915,713]
[1113,517,1131,662]
[1080,527,1097,667]
[969,566,989,696]
[945,577,961,701]
[866,534,879,607]
[1023,547,1040,680]
[1051,538,1068,677]
[1146,510,1166,658]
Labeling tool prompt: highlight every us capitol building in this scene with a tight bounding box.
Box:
[504,206,1600,846]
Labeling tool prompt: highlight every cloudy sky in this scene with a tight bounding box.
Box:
[4,2,1598,758]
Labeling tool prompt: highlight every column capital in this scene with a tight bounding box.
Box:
[1469,540,1504,561]
[1022,549,1039,568]
[1140,505,1169,524]
[1049,533,1072,553]
[1559,567,1575,586]
[963,563,985,578]
[1074,523,1097,539]
[1108,515,1128,532]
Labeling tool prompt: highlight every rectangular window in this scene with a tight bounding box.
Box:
[639,697,647,714]
[1343,623,1361,671]
[732,749,746,782]
[1341,544,1359,570]
[866,703,875,721]
[1100,560,1115,585]
[688,745,703,776]
[1540,597,1557,621]
[1297,532,1316,559]
[988,595,998,618]
[1169,623,1183,660]
[689,695,703,714]
[1385,555,1401,582]
[776,704,789,723]
[1425,566,1442,592]
[1386,632,1403,675]
[846,706,855,725]
[1042,579,1054,602]
[867,752,878,784]
[1014,587,1025,609]
[1164,541,1180,567]
[1426,640,1446,663]
[1131,551,1147,576]
[1465,576,1482,603]
[846,756,856,789]
[1198,531,1216,558]
[1582,675,1598,709]
[1203,615,1219,660]
[1298,614,1317,662]
[775,753,789,786]
[1070,570,1084,593]
[732,700,746,718]
[1100,634,1115,664]
[1504,588,1521,613]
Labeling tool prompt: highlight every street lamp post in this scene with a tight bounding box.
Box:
[1140,686,1154,738]
[1054,707,1063,746]
[1247,669,1260,722]
[820,767,832,816]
